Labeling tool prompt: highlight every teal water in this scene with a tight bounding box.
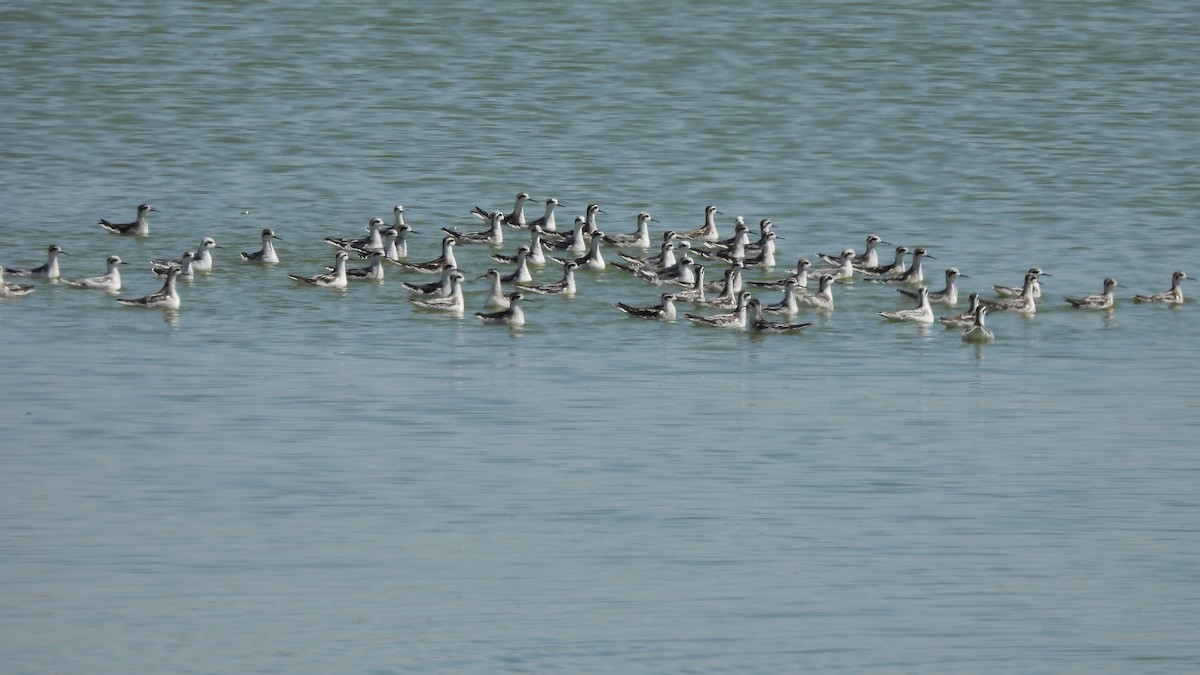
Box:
[2,1,1199,672]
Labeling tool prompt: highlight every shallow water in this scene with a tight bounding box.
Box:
[2,1,1199,672]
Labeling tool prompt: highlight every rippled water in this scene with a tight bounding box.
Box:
[3,1,1199,672]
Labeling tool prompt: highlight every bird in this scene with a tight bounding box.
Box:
[341,251,387,281]
[898,267,965,305]
[443,210,504,245]
[740,231,778,268]
[403,264,458,297]
[879,286,934,324]
[0,266,36,297]
[617,238,676,270]
[795,274,836,311]
[518,261,578,296]
[694,267,742,309]
[810,249,856,282]
[994,267,1048,298]
[704,261,743,294]
[288,251,349,288]
[397,236,456,273]
[981,272,1039,315]
[938,293,984,328]
[326,217,385,252]
[1065,277,1118,309]
[1133,270,1188,304]
[743,218,777,255]
[240,228,281,263]
[478,268,511,309]
[860,246,909,277]
[154,237,220,272]
[409,272,465,312]
[525,197,561,232]
[552,231,606,271]
[476,292,526,326]
[544,216,590,253]
[153,251,194,279]
[603,212,655,248]
[499,246,534,284]
[679,204,722,242]
[760,278,803,315]
[6,244,68,279]
[492,226,549,265]
[616,293,678,321]
[116,266,181,309]
[745,298,813,334]
[98,203,157,236]
[961,305,995,343]
[819,234,888,269]
[865,247,933,285]
[473,192,532,229]
[749,259,812,290]
[686,291,752,328]
[672,265,708,304]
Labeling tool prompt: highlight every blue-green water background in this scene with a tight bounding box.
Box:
[2,1,1199,672]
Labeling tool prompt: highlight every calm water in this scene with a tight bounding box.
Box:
[2,1,1199,672]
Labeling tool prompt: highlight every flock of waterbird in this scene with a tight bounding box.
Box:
[0,194,1190,341]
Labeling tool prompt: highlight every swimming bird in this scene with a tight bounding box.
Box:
[116,266,181,309]
[372,227,405,261]
[994,267,1048,298]
[240,228,281,263]
[603,212,655,248]
[478,268,511,309]
[672,265,708,304]
[443,210,504,245]
[403,264,458,297]
[860,245,909,277]
[707,219,750,255]
[879,286,934,324]
[582,202,604,235]
[616,292,677,321]
[760,278,802,315]
[544,216,590,254]
[473,192,532,229]
[1133,270,1188,304]
[98,203,157,236]
[6,244,67,279]
[961,305,995,343]
[326,217,385,252]
[704,261,744,294]
[711,224,750,263]
[740,231,778,268]
[0,266,36,297]
[745,298,813,334]
[552,231,605,271]
[397,236,456,273]
[750,259,812,291]
[795,274,836,311]
[288,251,349,288]
[499,246,534,284]
[493,225,549,265]
[476,292,526,326]
[819,234,888,269]
[153,251,194,279]
[679,204,722,242]
[898,267,965,305]
[341,251,387,281]
[409,271,465,312]
[743,219,777,256]
[981,272,1039,315]
[518,261,578,296]
[525,197,561,232]
[154,237,220,272]
[866,247,933,285]
[617,239,676,270]
[1065,277,1118,310]
[810,249,856,282]
[686,291,752,329]
[694,268,742,309]
[938,293,984,328]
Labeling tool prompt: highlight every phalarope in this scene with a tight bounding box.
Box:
[686,291,752,328]
[616,292,677,321]
[154,251,195,279]
[860,245,908,277]
[811,249,856,282]
[961,305,995,343]
[398,236,456,273]
[117,266,181,309]
[703,261,744,294]
[938,293,983,328]
[981,272,1039,315]
[745,298,812,334]
[652,257,697,286]
[673,264,707,303]
[154,237,220,272]
[741,231,777,268]
[617,239,675,270]
[694,268,742,309]
[443,210,504,245]
[712,225,750,263]
[1065,277,1117,310]
[519,261,578,296]
[899,267,965,305]
[499,246,534,283]
[6,244,68,279]
[994,267,1048,298]
[544,216,590,253]
[474,192,532,229]
[478,268,511,308]
[708,220,749,254]
[241,228,281,263]
[879,286,934,323]
[326,217,385,252]
[1133,270,1189,304]
[552,231,605,271]
[372,228,403,261]
[679,204,722,242]
[866,247,932,285]
[341,251,386,281]
[603,212,655,248]
[0,266,37,297]
[750,258,812,290]
[760,277,802,315]
[409,271,465,312]
[796,274,836,311]
[582,203,604,235]
[819,234,888,269]
[404,264,457,297]
[526,197,560,232]
[476,292,526,326]
[98,203,157,236]
[288,251,349,288]
[744,219,777,255]
[493,225,548,265]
